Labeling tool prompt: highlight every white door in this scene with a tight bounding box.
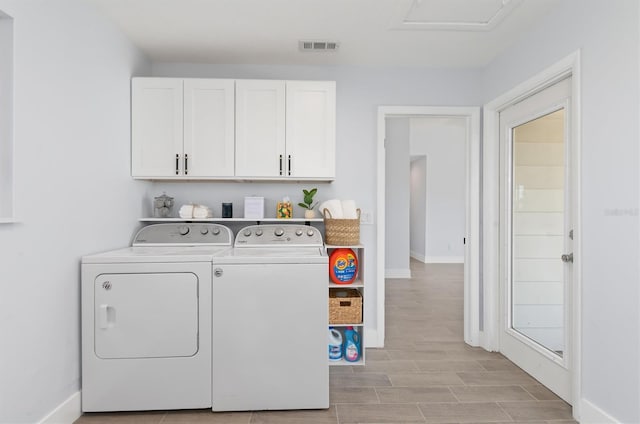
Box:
[499,77,573,402]
[184,79,235,177]
[131,78,183,177]
[235,80,286,177]
[285,81,336,178]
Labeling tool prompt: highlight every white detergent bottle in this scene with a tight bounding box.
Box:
[328,327,343,361]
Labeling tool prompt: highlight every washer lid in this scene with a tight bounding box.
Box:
[82,246,232,264]
[217,247,328,264]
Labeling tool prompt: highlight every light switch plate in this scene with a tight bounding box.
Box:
[360,210,374,225]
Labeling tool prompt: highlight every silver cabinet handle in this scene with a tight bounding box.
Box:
[279,155,283,176]
[561,253,573,263]
[214,268,223,277]
[184,153,189,175]
[175,154,180,175]
[288,155,292,176]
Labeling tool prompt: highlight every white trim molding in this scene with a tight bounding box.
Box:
[424,256,464,264]
[482,50,582,414]
[37,391,81,424]
[578,398,620,424]
[377,106,481,349]
[409,250,426,263]
[385,268,412,279]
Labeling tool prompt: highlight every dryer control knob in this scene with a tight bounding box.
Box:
[295,229,303,236]
[179,226,190,235]
[243,229,252,237]
[212,227,221,235]
[307,229,315,237]
[274,228,285,237]
[200,227,209,235]
[255,229,263,236]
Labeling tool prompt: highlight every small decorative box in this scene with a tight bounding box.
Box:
[276,201,293,219]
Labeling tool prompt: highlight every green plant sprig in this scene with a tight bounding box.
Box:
[297,188,318,210]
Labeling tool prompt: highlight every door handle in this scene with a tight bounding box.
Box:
[561,253,573,263]
[288,155,292,176]
[184,153,188,175]
[279,155,283,176]
[175,154,180,175]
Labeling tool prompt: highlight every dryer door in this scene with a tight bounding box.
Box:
[94,272,198,359]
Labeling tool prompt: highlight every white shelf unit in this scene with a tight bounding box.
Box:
[327,244,365,366]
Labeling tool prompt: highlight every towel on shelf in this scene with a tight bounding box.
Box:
[178,204,212,219]
[319,199,344,219]
[341,200,358,219]
[179,204,195,219]
[193,205,213,219]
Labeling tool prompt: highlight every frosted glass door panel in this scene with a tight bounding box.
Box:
[511,109,565,356]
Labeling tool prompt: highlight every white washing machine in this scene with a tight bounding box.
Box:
[81,223,233,412]
[212,224,329,412]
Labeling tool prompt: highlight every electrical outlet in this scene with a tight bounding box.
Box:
[360,210,374,225]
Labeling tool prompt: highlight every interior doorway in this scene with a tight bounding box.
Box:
[376,107,481,348]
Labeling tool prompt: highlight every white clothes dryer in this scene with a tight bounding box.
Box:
[81,223,233,412]
[212,224,329,412]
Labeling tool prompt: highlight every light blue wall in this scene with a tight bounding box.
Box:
[0,0,150,422]
[482,0,640,421]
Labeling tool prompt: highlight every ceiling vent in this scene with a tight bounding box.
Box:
[299,40,340,52]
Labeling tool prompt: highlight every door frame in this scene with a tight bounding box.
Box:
[376,106,481,348]
[482,51,582,412]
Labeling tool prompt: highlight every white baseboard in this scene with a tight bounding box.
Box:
[38,391,81,424]
[578,398,619,424]
[385,268,411,278]
[425,256,464,264]
[410,251,427,263]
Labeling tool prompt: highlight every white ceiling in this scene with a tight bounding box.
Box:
[86,0,561,67]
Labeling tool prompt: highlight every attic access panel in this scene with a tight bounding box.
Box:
[393,0,524,31]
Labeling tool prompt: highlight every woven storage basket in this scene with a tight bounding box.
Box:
[329,288,363,324]
[323,208,361,245]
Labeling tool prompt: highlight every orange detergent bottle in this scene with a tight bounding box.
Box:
[329,248,358,284]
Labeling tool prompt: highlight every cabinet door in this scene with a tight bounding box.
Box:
[285,81,336,178]
[184,79,235,177]
[235,80,286,177]
[131,78,183,177]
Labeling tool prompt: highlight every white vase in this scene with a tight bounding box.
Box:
[304,209,316,219]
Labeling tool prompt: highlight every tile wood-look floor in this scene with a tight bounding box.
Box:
[75,261,574,424]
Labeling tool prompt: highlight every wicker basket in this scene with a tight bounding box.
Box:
[329,288,363,324]
[323,208,361,245]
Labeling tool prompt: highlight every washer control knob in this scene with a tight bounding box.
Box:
[255,229,263,236]
[178,226,190,235]
[200,227,209,235]
[243,229,252,237]
[212,227,220,235]
[295,229,303,236]
[274,228,285,237]
[307,229,315,237]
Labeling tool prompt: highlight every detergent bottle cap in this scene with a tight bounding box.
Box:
[346,326,354,330]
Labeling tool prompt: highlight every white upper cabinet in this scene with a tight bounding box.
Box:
[235,80,286,178]
[132,78,335,180]
[286,81,336,179]
[132,78,183,178]
[235,80,336,179]
[184,79,235,177]
[132,77,235,178]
